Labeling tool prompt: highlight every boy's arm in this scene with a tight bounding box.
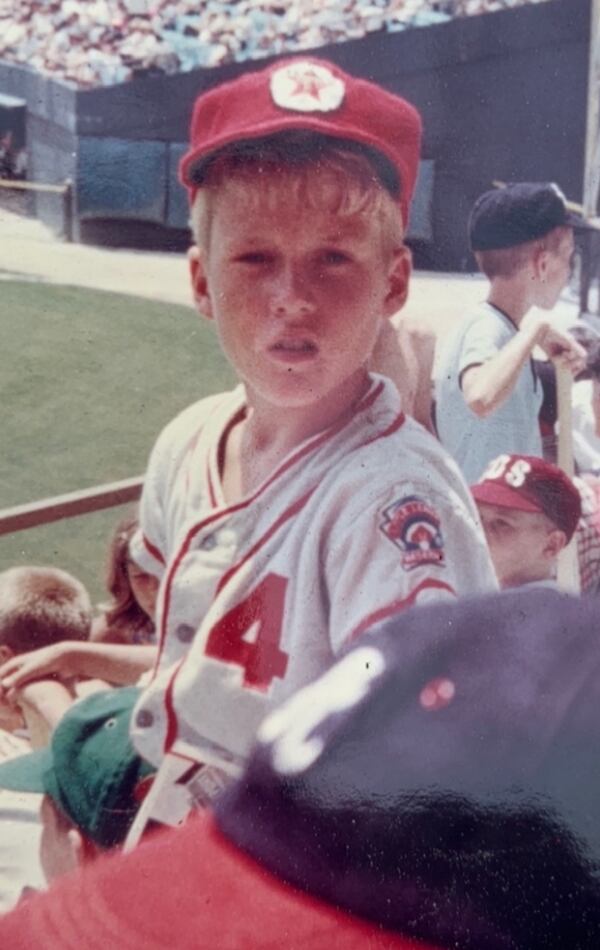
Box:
[0,642,157,692]
[462,314,585,418]
[17,680,74,749]
[325,481,497,654]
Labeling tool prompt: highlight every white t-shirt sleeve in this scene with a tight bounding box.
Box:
[458,316,506,383]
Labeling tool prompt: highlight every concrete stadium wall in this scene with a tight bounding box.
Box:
[0,0,590,268]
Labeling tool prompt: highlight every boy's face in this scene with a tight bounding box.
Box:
[476,501,563,589]
[190,174,410,415]
[536,228,574,309]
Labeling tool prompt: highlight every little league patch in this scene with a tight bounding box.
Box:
[380,495,445,570]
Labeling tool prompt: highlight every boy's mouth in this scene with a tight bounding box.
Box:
[269,339,318,358]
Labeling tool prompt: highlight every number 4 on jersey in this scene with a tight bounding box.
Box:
[205,573,289,692]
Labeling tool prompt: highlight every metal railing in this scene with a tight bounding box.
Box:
[0,476,143,537]
[0,176,74,241]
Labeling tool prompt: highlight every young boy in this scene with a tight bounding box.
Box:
[471,454,581,589]
[125,56,496,799]
[0,565,91,911]
[435,182,587,483]
[0,566,91,743]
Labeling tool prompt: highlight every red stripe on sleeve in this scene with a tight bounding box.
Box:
[143,535,166,566]
[346,578,455,644]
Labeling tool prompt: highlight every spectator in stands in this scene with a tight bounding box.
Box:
[0,1,549,90]
[471,453,581,589]
[91,513,158,645]
[435,182,587,483]
[0,565,91,912]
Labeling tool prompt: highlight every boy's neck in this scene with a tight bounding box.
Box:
[221,371,371,502]
[487,277,533,327]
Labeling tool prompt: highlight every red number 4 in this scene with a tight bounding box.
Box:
[205,573,289,692]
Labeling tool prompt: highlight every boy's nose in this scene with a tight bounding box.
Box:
[271,265,315,318]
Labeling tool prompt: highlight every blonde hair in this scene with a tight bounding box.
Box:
[475,226,571,280]
[190,132,404,258]
[0,566,91,653]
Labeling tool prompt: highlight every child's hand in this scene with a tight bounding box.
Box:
[0,643,70,699]
[521,315,586,375]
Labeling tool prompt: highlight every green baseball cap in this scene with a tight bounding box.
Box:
[0,686,154,849]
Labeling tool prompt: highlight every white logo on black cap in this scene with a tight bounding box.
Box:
[270,61,345,113]
[550,182,567,207]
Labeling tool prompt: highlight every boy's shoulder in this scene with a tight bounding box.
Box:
[150,387,243,462]
[438,301,514,365]
[320,405,472,511]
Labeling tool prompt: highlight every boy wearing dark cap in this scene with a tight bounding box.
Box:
[121,57,495,820]
[2,589,600,949]
[435,182,587,483]
[471,452,581,589]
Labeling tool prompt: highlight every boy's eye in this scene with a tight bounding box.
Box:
[316,249,352,267]
[491,520,511,534]
[235,252,273,265]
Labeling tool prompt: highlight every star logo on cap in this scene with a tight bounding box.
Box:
[270,61,345,114]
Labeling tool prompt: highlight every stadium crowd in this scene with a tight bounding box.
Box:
[0,0,551,88]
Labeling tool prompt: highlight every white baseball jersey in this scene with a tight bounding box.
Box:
[130,375,497,771]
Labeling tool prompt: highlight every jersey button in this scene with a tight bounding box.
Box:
[135,708,154,729]
[199,534,217,551]
[176,623,195,644]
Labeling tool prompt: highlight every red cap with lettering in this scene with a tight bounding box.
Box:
[471,454,581,542]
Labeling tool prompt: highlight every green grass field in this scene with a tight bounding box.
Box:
[0,279,235,600]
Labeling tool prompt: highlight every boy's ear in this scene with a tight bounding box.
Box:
[383,245,412,317]
[543,529,567,559]
[188,246,213,319]
[531,242,549,281]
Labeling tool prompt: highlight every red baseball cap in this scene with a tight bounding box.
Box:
[179,56,422,226]
[0,813,439,950]
[471,454,581,542]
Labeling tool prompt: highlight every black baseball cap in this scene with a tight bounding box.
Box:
[219,589,600,950]
[469,182,596,251]
[2,591,600,949]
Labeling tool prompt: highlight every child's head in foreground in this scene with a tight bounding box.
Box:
[0,566,91,659]
[0,565,91,732]
[471,453,581,589]
[469,182,579,308]
[179,58,421,413]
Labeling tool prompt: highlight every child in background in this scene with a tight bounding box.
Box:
[0,517,158,695]
[471,454,581,590]
[91,514,158,645]
[0,565,92,912]
[0,565,91,743]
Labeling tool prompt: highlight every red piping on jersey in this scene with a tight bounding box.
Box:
[216,487,316,596]
[207,466,218,508]
[346,578,455,643]
[143,535,166,566]
[163,657,185,752]
[155,379,386,665]
[365,409,405,443]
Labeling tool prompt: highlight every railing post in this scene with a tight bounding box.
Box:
[63,177,73,242]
